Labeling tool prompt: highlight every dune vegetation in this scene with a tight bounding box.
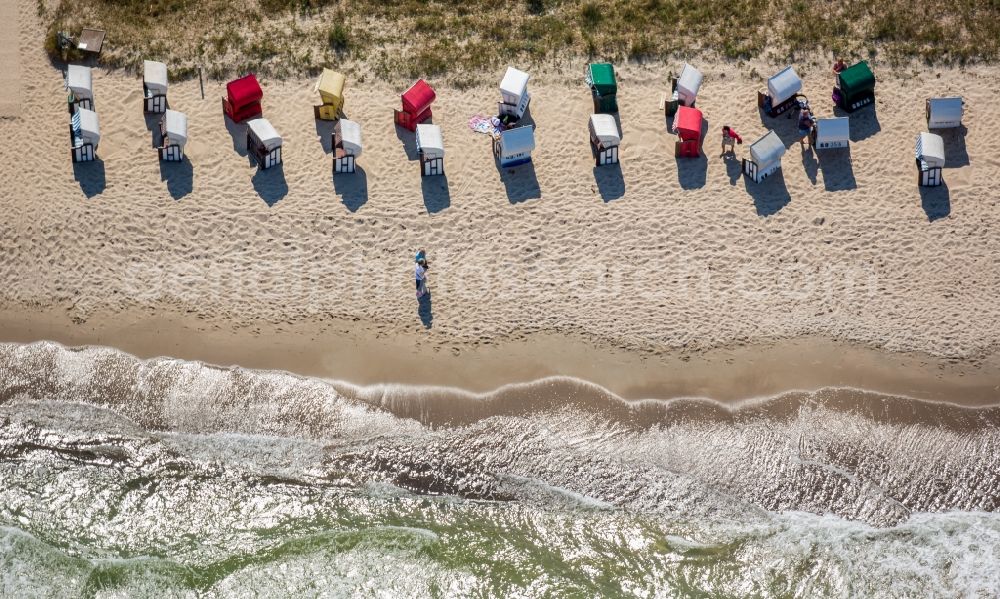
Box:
[40,0,1000,81]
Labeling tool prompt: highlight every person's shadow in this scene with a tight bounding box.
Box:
[801,146,818,185]
[724,153,742,186]
[418,290,433,328]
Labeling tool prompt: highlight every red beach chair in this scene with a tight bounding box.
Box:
[222,74,264,123]
[394,79,436,131]
[673,105,703,158]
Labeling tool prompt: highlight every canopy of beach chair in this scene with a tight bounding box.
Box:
[814,117,849,145]
[227,74,263,109]
[248,118,282,151]
[501,125,535,155]
[338,119,363,157]
[143,60,168,95]
[588,63,617,95]
[672,105,703,141]
[589,113,620,146]
[316,68,346,105]
[838,61,874,96]
[767,66,802,105]
[402,79,436,115]
[163,109,187,147]
[416,123,444,158]
[676,63,703,100]
[77,107,100,145]
[500,67,530,100]
[927,97,964,128]
[749,130,785,167]
[67,65,93,98]
[915,132,945,168]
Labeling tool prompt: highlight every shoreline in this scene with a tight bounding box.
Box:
[2,307,998,406]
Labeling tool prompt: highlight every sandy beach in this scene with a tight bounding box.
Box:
[6,2,1000,595]
[1,1,999,400]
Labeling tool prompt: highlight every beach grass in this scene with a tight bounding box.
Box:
[39,0,1000,80]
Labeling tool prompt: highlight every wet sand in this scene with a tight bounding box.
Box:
[2,307,998,405]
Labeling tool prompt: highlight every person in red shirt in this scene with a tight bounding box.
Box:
[721,125,742,157]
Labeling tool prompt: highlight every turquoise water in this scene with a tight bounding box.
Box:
[1,342,999,597]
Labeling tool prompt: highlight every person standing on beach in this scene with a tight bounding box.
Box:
[721,126,742,157]
[415,249,429,298]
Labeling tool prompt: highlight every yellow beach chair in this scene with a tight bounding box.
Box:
[314,68,346,120]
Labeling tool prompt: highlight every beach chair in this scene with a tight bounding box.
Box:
[65,65,93,113]
[395,80,435,131]
[246,118,282,169]
[158,109,187,161]
[223,74,263,123]
[915,132,944,186]
[69,107,100,163]
[333,119,362,174]
[589,114,620,166]
[742,130,785,182]
[314,69,346,121]
[416,123,444,176]
[143,60,168,113]
[758,66,803,117]
[494,125,535,167]
[499,67,531,120]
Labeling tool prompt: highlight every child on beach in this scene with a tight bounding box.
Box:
[721,126,742,157]
[833,58,847,74]
[415,249,429,298]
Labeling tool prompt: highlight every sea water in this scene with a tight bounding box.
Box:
[1,341,998,598]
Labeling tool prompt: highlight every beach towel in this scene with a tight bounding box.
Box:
[468,114,501,136]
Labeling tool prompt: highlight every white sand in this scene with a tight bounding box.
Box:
[1,1,999,367]
[0,0,22,118]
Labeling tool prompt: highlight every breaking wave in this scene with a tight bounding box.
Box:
[1,341,998,597]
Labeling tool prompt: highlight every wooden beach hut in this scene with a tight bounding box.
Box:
[494,125,535,167]
[143,60,168,113]
[833,61,875,112]
[66,65,94,112]
[416,123,444,176]
[811,117,850,150]
[926,97,964,129]
[223,74,263,123]
[915,132,945,187]
[394,80,436,131]
[158,109,187,161]
[246,118,282,169]
[333,118,362,174]
[69,107,100,162]
[587,63,618,114]
[589,113,620,166]
[758,66,803,117]
[313,68,346,121]
[742,130,785,182]
[499,67,531,120]
[672,105,703,158]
